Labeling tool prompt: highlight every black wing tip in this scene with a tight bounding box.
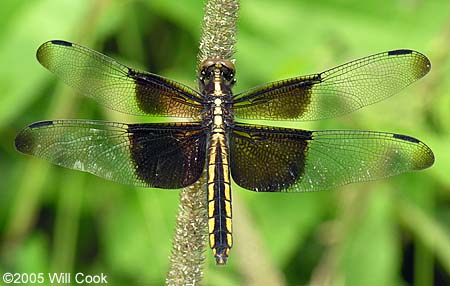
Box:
[49,40,73,46]
[29,120,54,129]
[392,133,420,143]
[37,40,72,52]
[388,49,413,56]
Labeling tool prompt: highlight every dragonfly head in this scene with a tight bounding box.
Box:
[199,58,236,94]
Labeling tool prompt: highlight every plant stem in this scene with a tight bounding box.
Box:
[198,0,239,63]
[166,178,207,286]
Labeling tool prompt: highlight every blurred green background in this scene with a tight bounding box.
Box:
[1,0,450,285]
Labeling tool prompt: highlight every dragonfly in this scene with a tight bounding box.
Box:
[15,40,434,265]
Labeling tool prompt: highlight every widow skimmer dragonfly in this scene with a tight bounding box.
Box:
[15,40,434,265]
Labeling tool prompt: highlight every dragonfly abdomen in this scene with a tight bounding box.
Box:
[207,131,232,265]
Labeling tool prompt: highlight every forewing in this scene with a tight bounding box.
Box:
[233,50,430,121]
[230,124,434,192]
[37,40,204,118]
[15,120,207,189]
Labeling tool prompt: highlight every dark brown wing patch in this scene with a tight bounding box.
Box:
[230,124,311,192]
[128,123,207,188]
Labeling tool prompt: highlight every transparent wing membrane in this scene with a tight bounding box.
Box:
[37,40,204,118]
[233,50,430,121]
